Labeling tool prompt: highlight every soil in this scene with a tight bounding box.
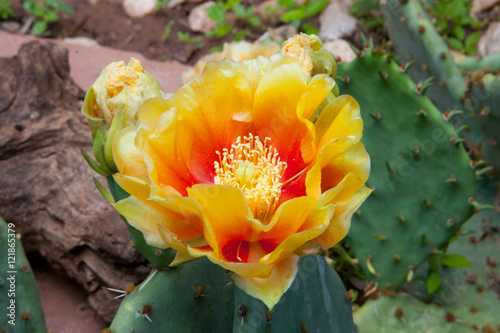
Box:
[7,0,289,64]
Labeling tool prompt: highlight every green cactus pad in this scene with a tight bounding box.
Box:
[381,0,466,112]
[354,294,471,333]
[234,256,357,333]
[337,49,476,289]
[109,256,357,332]
[0,217,47,333]
[466,75,500,169]
[109,258,234,333]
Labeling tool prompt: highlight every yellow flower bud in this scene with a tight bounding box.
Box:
[281,33,337,78]
[82,58,164,174]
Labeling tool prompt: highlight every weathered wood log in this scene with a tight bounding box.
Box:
[0,41,149,322]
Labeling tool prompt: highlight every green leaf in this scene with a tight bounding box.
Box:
[231,3,246,18]
[305,0,329,18]
[206,2,226,24]
[281,8,306,21]
[55,1,73,14]
[426,271,442,293]
[233,29,248,41]
[279,0,296,10]
[436,18,448,31]
[209,45,223,53]
[177,31,202,43]
[44,10,59,22]
[215,23,232,37]
[93,177,115,203]
[465,31,480,49]
[162,19,175,40]
[81,149,107,176]
[223,0,242,11]
[453,25,465,40]
[441,254,471,267]
[31,20,48,35]
[447,37,464,50]
[301,22,318,35]
[247,15,261,26]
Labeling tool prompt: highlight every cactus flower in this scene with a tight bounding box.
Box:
[112,54,371,309]
[182,41,280,83]
[82,58,164,172]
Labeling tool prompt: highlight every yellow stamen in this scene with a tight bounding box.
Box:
[214,134,287,221]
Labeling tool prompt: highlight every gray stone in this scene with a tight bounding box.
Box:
[123,0,157,18]
[322,39,357,63]
[188,1,217,33]
[478,21,500,56]
[318,0,358,41]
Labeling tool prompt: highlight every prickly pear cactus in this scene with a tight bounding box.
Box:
[337,48,476,289]
[465,75,500,169]
[354,294,472,333]
[381,0,466,111]
[109,258,234,333]
[234,256,357,333]
[0,217,47,333]
[109,256,357,333]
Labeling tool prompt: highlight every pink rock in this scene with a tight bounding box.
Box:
[188,1,217,33]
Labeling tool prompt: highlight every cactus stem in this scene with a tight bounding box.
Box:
[442,110,463,121]
[106,287,128,300]
[342,76,350,83]
[412,146,420,155]
[450,137,465,146]
[423,198,431,206]
[446,219,454,228]
[333,244,358,264]
[418,25,425,34]
[393,254,401,261]
[420,234,427,245]
[142,305,152,323]
[396,215,406,223]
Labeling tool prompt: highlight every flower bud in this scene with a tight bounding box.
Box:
[280,33,337,79]
[82,58,163,174]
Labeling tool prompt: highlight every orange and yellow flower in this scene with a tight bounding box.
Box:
[112,53,371,309]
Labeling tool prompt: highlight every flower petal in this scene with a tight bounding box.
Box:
[113,126,148,180]
[233,254,300,310]
[187,184,253,258]
[314,177,372,248]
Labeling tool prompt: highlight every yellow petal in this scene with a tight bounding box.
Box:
[113,126,148,180]
[314,179,372,248]
[113,196,169,248]
[233,254,300,310]
[315,95,362,149]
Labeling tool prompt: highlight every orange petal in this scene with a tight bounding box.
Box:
[233,254,300,310]
[260,203,334,266]
[187,184,253,258]
[253,63,310,162]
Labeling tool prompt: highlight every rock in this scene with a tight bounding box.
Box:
[478,21,500,56]
[63,37,100,47]
[123,0,157,18]
[188,1,217,33]
[318,0,358,42]
[167,0,185,7]
[86,0,101,5]
[1,21,21,34]
[322,39,357,63]
[0,41,149,322]
[471,0,500,16]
